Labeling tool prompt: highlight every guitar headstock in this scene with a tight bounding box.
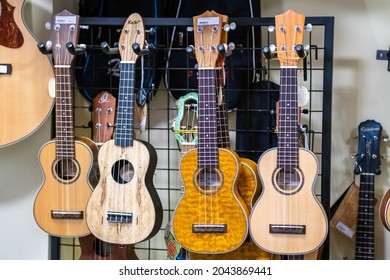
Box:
[193,10,228,68]
[275,10,305,67]
[51,10,80,66]
[355,119,383,175]
[118,13,145,62]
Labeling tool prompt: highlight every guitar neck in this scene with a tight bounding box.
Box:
[198,68,218,169]
[277,67,299,169]
[355,173,375,259]
[114,62,135,147]
[55,65,75,159]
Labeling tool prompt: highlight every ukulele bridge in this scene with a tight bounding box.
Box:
[269,224,306,234]
[51,210,83,219]
[192,224,227,233]
[107,211,133,223]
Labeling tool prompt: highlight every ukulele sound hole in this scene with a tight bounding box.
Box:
[274,168,302,194]
[53,159,80,183]
[111,159,134,184]
[195,167,223,194]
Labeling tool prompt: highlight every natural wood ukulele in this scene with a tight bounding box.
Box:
[79,91,137,260]
[0,0,54,147]
[249,10,328,256]
[33,9,98,237]
[86,13,163,245]
[172,10,249,254]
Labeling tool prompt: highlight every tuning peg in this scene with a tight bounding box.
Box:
[381,154,388,160]
[350,152,357,158]
[217,42,235,57]
[186,45,195,59]
[37,41,52,55]
[100,41,119,55]
[66,42,86,55]
[263,45,277,60]
[305,23,313,32]
[268,25,275,33]
[223,22,236,32]
[383,135,389,142]
[146,27,156,36]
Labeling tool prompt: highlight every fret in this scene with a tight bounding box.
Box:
[114,62,135,147]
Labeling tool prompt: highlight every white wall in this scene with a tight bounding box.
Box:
[2,0,390,260]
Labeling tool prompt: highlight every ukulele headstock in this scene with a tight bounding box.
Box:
[192,10,228,68]
[274,10,305,67]
[51,10,80,66]
[354,119,383,175]
[118,13,145,62]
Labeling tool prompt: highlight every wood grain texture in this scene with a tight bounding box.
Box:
[33,137,98,237]
[172,148,249,254]
[86,139,162,245]
[190,158,270,260]
[250,147,328,255]
[380,188,390,231]
[0,0,54,147]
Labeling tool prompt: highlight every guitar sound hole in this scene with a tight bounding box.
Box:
[54,159,79,182]
[111,159,134,184]
[196,168,222,194]
[275,168,302,194]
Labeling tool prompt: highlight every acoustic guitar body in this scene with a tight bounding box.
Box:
[250,147,328,255]
[0,0,54,147]
[33,136,98,237]
[172,148,249,254]
[86,139,162,245]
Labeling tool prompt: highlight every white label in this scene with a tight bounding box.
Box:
[0,65,7,74]
[55,16,77,24]
[197,17,219,26]
[336,221,355,238]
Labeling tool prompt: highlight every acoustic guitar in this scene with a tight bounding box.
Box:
[172,10,249,254]
[0,0,54,147]
[354,119,382,260]
[79,91,137,260]
[86,13,163,245]
[33,9,98,237]
[249,10,328,256]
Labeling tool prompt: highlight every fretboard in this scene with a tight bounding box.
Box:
[114,62,135,147]
[198,68,218,169]
[355,173,375,260]
[55,65,75,159]
[277,67,299,170]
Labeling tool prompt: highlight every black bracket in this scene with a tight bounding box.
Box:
[376,48,390,71]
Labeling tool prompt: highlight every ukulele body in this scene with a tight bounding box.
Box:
[172,147,249,254]
[86,138,162,245]
[250,147,328,255]
[33,136,98,237]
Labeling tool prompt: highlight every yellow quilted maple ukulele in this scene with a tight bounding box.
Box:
[249,10,328,256]
[172,10,249,254]
[33,9,98,237]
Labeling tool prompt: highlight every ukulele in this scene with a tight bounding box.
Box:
[33,9,98,237]
[172,10,249,254]
[0,0,54,147]
[249,10,328,256]
[86,13,163,245]
[190,66,270,260]
[354,119,382,260]
[79,91,137,260]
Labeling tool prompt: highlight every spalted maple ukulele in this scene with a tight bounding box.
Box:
[33,10,98,237]
[172,10,249,254]
[86,13,163,245]
[249,10,328,256]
